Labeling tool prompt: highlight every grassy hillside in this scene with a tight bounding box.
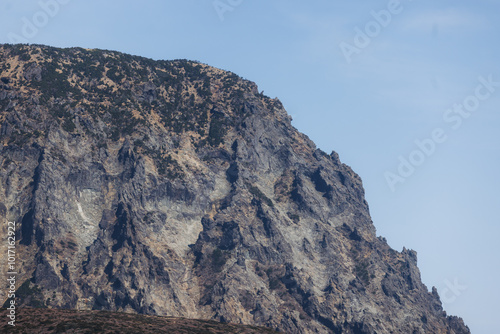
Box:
[0,308,278,333]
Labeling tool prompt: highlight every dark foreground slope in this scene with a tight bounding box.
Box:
[0,308,278,333]
[0,44,469,333]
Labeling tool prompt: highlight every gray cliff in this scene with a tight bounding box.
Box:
[0,44,469,333]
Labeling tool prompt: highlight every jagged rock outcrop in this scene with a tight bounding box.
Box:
[0,44,469,333]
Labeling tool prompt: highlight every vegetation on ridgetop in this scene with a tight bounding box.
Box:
[0,44,281,150]
[0,43,286,181]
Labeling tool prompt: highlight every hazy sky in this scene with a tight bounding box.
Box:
[1,1,499,332]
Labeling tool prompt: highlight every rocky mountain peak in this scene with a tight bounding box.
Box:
[0,44,469,333]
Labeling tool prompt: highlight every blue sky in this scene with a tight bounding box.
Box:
[1,1,499,332]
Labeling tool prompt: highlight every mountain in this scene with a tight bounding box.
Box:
[0,44,469,333]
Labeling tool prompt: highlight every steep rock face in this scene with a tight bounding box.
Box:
[0,44,469,333]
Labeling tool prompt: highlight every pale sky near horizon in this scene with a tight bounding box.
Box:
[1,1,499,333]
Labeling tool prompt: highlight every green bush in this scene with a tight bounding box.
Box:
[211,248,227,272]
[248,184,274,207]
[62,118,76,132]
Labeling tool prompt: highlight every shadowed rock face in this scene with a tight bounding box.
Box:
[0,44,469,333]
